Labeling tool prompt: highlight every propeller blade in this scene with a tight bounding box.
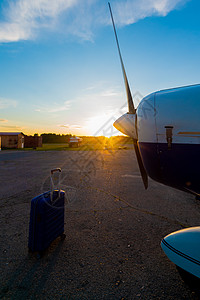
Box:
[108,2,135,114]
[133,140,148,189]
[108,2,148,189]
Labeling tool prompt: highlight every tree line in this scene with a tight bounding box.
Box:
[40,133,72,143]
[34,133,133,145]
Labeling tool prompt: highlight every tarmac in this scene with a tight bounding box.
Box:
[0,149,200,299]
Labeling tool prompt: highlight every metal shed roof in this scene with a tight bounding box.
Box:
[0,132,24,136]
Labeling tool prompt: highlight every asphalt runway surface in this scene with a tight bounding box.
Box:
[0,149,200,299]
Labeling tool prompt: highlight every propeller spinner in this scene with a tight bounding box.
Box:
[108,2,148,189]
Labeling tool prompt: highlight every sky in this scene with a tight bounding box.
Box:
[0,0,200,136]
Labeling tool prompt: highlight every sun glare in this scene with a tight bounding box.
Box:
[86,114,119,137]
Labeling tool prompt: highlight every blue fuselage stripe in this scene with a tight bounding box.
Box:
[139,142,200,195]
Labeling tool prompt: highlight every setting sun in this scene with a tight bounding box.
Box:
[85,113,121,137]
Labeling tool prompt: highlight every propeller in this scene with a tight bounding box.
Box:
[108,2,148,189]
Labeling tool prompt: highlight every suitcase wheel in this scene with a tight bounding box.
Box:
[37,251,44,259]
[60,233,66,240]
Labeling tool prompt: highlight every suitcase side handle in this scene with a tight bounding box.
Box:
[50,168,61,203]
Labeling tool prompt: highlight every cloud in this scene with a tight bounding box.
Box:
[111,0,190,25]
[0,119,8,122]
[0,124,24,130]
[100,90,120,97]
[71,85,124,117]
[0,0,189,43]
[0,0,79,42]
[35,100,71,113]
[0,98,17,109]
[59,124,83,129]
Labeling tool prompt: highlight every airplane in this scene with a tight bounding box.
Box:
[108,2,200,291]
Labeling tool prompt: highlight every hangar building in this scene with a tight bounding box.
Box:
[0,132,25,149]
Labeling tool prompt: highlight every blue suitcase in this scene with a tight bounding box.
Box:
[28,168,66,254]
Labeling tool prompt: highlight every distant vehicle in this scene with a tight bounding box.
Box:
[69,136,82,148]
[108,2,200,289]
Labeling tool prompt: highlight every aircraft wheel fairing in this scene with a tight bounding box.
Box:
[161,227,200,280]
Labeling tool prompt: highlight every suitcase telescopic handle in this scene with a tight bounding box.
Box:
[50,168,61,203]
[51,168,61,175]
